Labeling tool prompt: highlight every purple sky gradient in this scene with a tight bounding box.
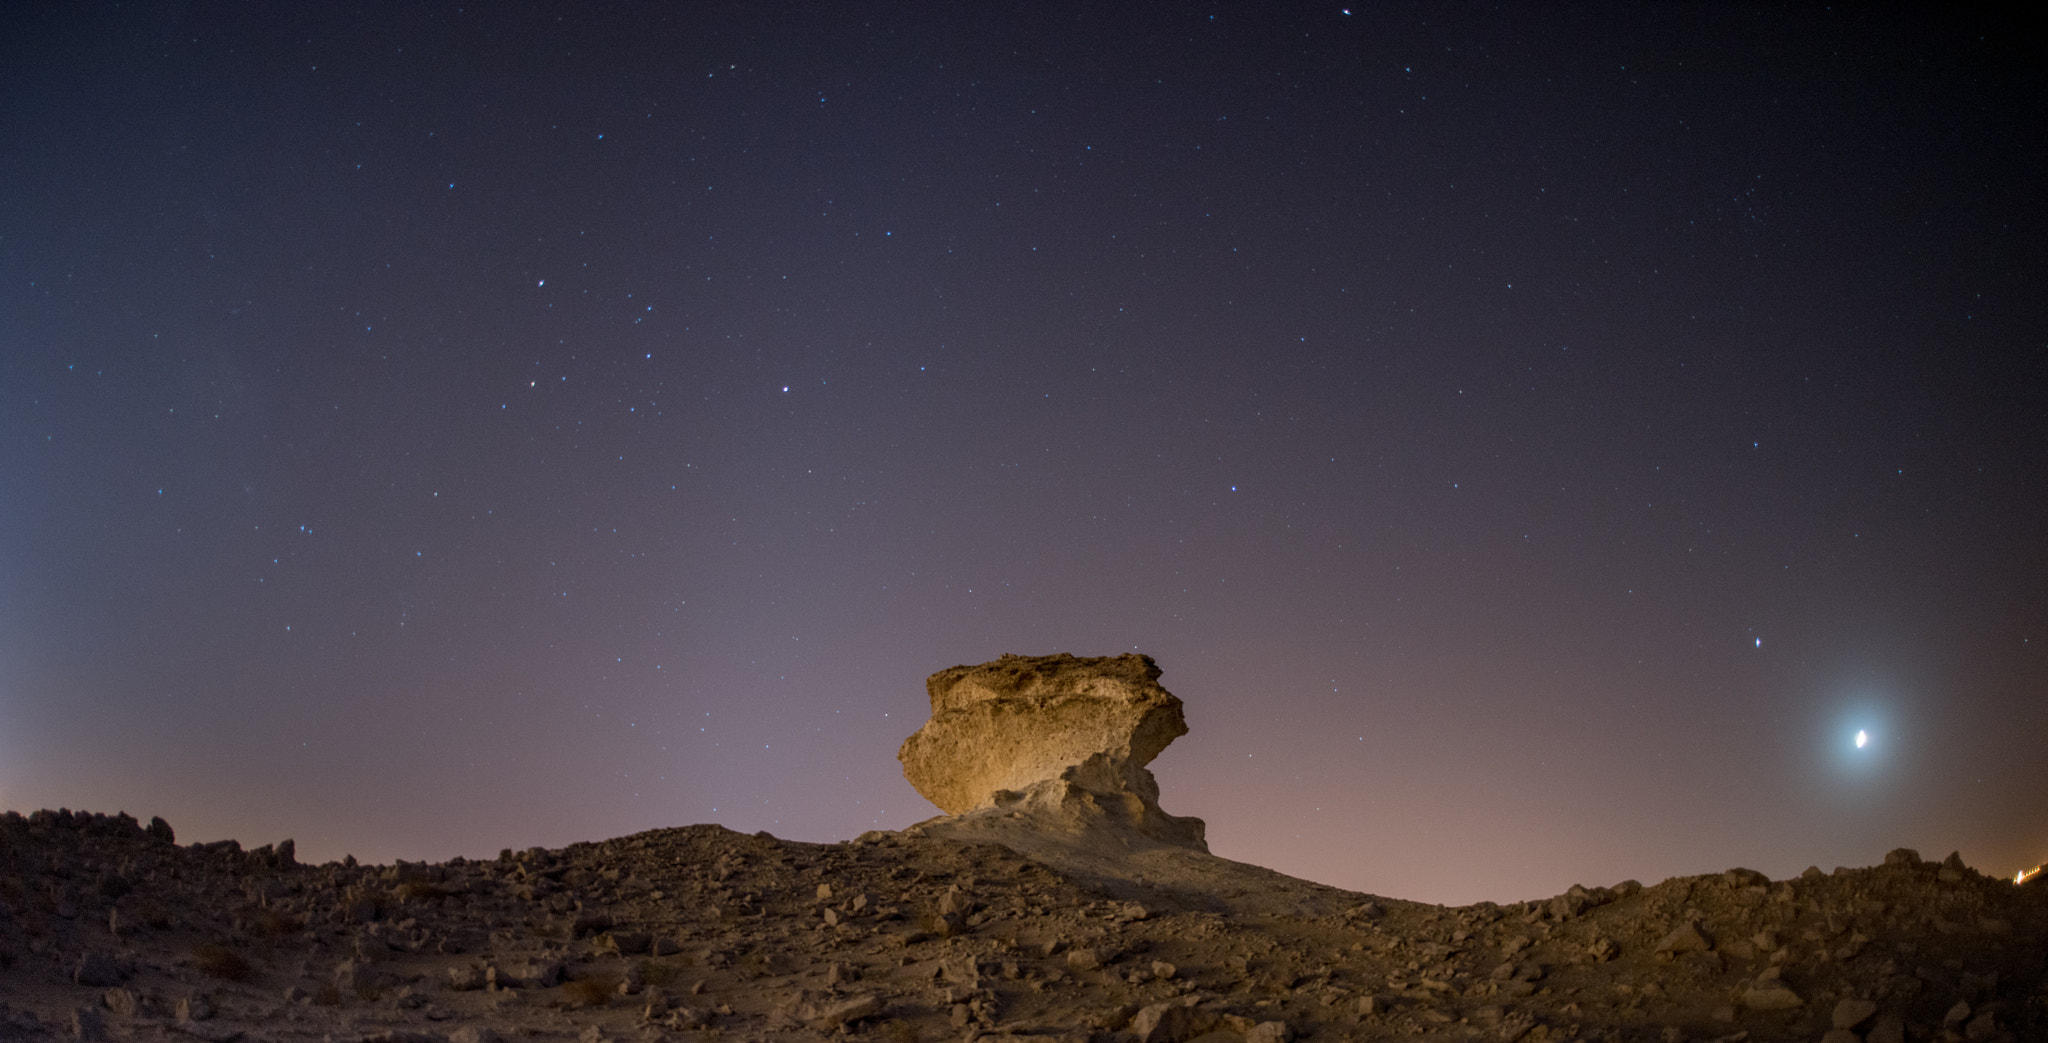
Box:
[2,2,2043,905]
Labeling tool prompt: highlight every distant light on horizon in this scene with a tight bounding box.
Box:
[1855,729,1868,749]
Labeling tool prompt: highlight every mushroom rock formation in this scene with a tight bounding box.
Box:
[897,652,1207,852]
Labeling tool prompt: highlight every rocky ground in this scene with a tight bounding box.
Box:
[1,808,2044,1043]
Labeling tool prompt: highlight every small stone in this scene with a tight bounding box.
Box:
[1653,923,1712,954]
[664,1008,709,1031]
[651,937,681,956]
[1832,997,1878,1030]
[100,990,139,1019]
[1883,848,1921,866]
[449,1029,503,1043]
[1151,960,1177,980]
[1740,981,1802,1010]
[446,965,487,991]
[795,994,882,1030]
[1865,1014,1906,1043]
[940,953,981,986]
[602,931,651,955]
[174,995,214,1022]
[1129,1000,1217,1043]
[1245,1021,1291,1043]
[938,887,975,917]
[508,957,564,988]
[1066,948,1102,972]
[816,883,834,901]
[1943,1000,1971,1029]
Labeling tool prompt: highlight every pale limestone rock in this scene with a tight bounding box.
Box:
[898,652,1205,850]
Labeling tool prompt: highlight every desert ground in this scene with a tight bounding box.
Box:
[3,655,2041,1043]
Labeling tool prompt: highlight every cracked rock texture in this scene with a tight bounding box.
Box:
[898,653,1207,852]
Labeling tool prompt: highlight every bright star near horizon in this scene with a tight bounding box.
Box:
[1855,729,1868,749]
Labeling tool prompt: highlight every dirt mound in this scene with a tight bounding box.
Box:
[2,807,2044,1043]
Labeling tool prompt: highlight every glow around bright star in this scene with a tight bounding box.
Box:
[1855,729,1868,749]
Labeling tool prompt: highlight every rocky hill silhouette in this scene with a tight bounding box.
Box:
[1,653,2042,1043]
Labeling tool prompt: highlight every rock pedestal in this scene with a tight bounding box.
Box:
[897,652,1206,851]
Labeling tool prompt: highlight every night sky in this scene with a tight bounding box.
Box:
[3,3,2044,907]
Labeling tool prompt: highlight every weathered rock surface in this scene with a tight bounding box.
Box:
[898,652,1207,851]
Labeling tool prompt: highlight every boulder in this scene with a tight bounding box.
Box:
[898,652,1205,849]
